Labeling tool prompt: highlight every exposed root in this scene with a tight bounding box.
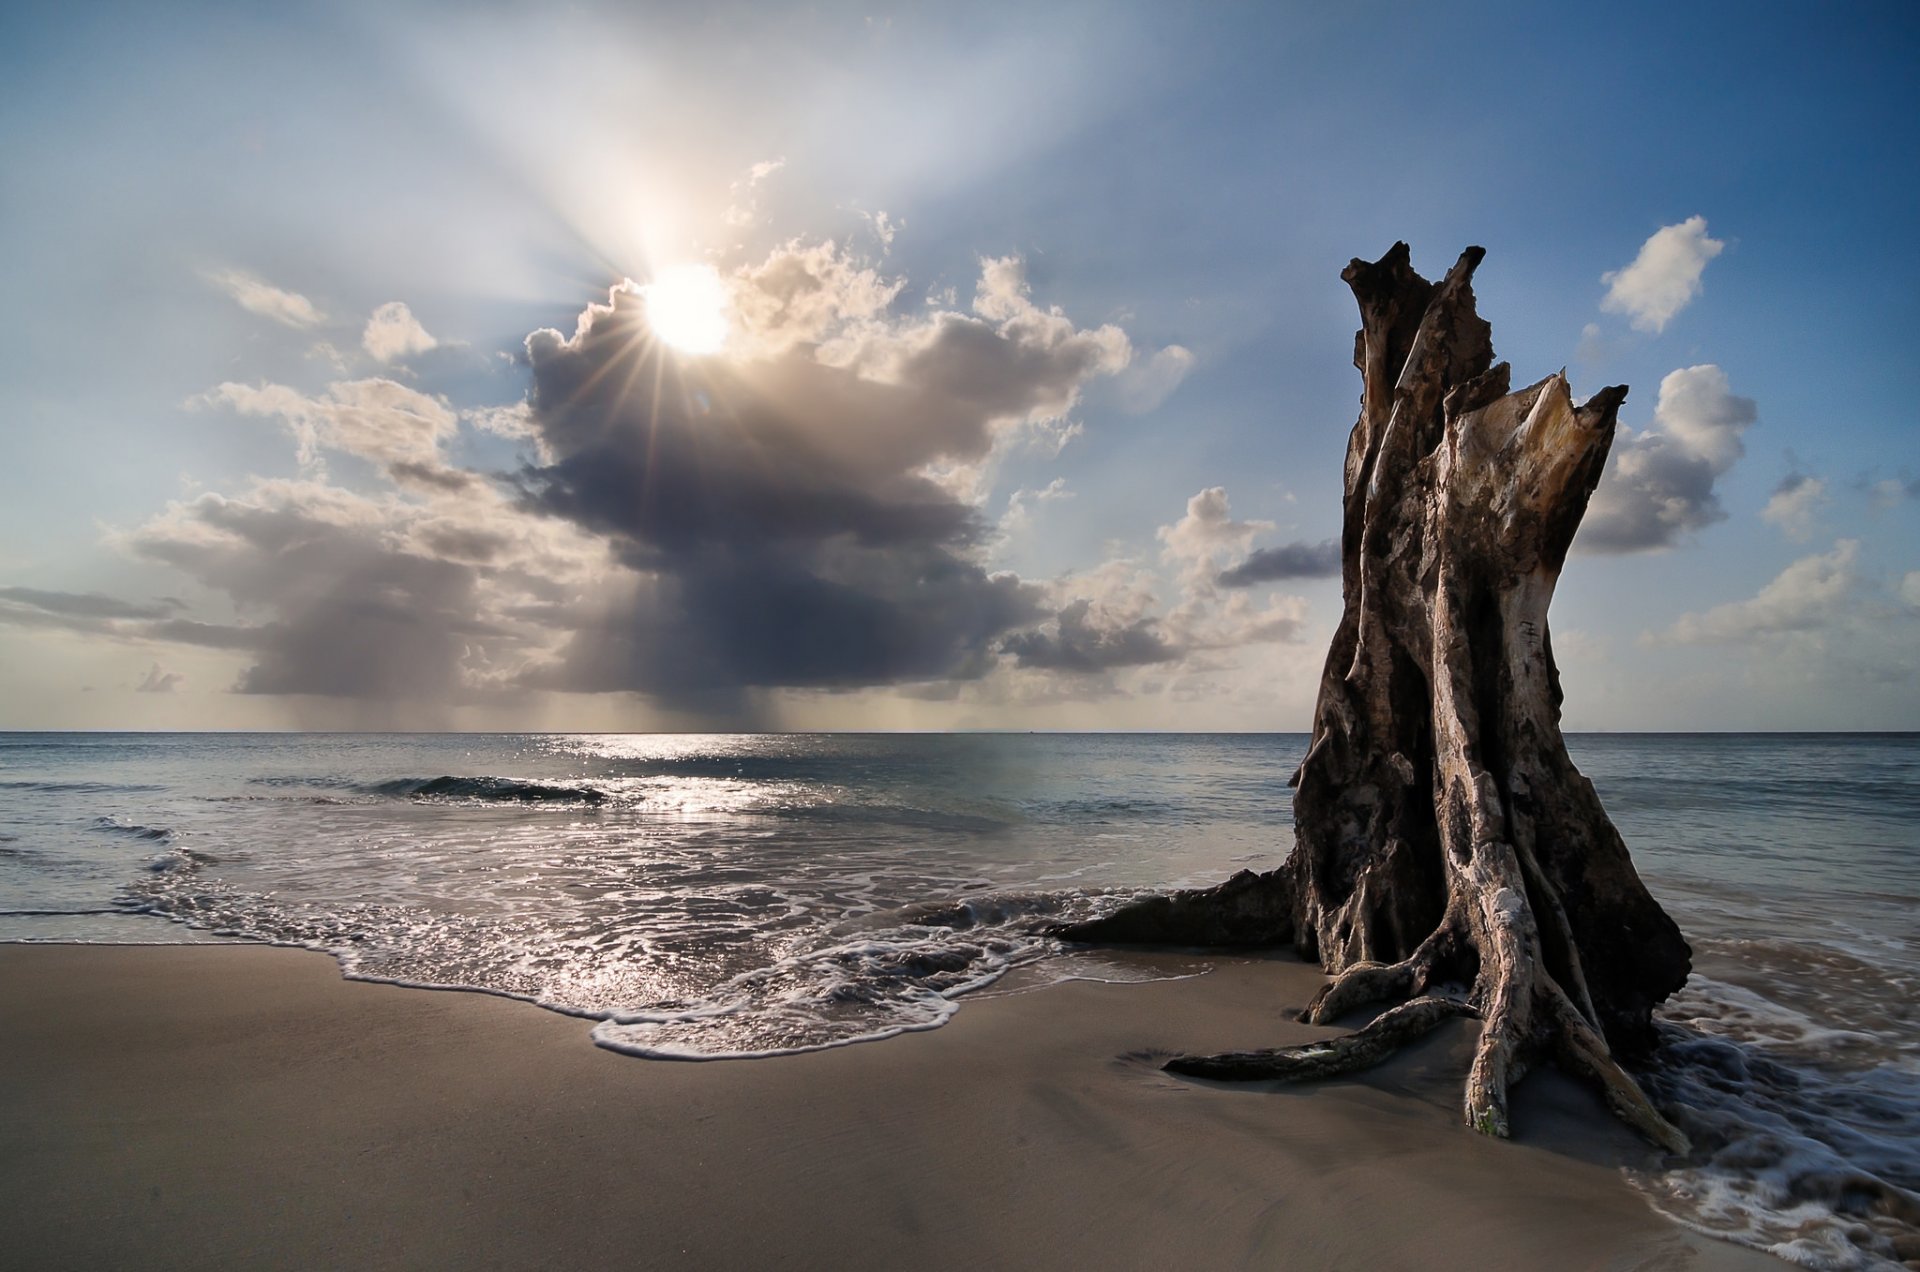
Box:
[1546,985,1690,1155]
[1165,995,1473,1083]
[1302,958,1419,1025]
[1301,933,1443,1024]
[1052,868,1294,948]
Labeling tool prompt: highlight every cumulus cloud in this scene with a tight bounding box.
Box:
[362,302,439,362]
[1000,597,1176,672]
[1761,472,1828,541]
[1580,364,1757,553]
[207,268,324,329]
[136,662,183,693]
[1600,216,1724,333]
[1655,540,1859,645]
[1157,487,1273,580]
[199,378,461,486]
[516,245,1134,696]
[1216,539,1340,587]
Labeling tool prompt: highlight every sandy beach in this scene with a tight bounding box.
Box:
[0,944,1776,1271]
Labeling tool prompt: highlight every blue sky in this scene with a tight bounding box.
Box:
[1,0,1915,729]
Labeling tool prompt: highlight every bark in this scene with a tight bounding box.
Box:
[1059,243,1691,1151]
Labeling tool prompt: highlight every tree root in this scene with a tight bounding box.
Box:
[1302,956,1421,1024]
[1165,995,1473,1082]
[1546,985,1690,1154]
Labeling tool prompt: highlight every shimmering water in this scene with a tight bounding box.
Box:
[1,732,1915,1268]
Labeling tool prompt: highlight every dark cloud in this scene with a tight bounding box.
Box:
[128,482,557,699]
[0,586,178,621]
[519,254,1124,695]
[1215,539,1339,587]
[999,599,1178,673]
[0,586,257,649]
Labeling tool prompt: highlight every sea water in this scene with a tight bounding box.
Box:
[1,732,1914,1268]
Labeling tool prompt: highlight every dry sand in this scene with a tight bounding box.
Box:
[0,944,1775,1271]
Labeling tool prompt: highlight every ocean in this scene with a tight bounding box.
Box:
[1,731,1915,1269]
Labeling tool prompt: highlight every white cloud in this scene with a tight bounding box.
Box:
[1656,540,1859,645]
[1902,572,1920,609]
[722,157,786,228]
[1001,477,1074,536]
[200,378,459,477]
[1761,473,1828,541]
[1117,344,1196,413]
[362,302,438,363]
[1600,216,1725,333]
[1158,486,1273,580]
[207,268,324,329]
[1581,364,1756,552]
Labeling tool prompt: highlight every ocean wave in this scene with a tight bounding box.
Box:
[122,864,1127,1061]
[1637,1026,1920,1270]
[890,891,1083,931]
[371,775,608,804]
[246,774,607,804]
[1634,969,1920,1270]
[89,817,174,842]
[143,846,221,874]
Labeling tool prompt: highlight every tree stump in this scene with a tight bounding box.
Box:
[1061,243,1691,1150]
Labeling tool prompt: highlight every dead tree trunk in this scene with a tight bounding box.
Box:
[1060,243,1691,1150]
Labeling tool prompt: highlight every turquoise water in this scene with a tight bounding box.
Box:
[1,732,1915,1267]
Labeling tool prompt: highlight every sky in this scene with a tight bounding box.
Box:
[1,0,1916,731]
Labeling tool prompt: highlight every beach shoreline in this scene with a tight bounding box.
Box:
[0,943,1775,1270]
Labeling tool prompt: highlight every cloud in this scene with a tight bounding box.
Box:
[126,478,605,700]
[1599,216,1725,333]
[1000,597,1176,673]
[1655,540,1859,645]
[1580,364,1757,553]
[136,662,183,694]
[517,245,1131,696]
[722,157,786,227]
[199,378,461,485]
[1640,541,1920,712]
[1867,475,1920,509]
[207,268,324,329]
[1157,487,1273,579]
[0,586,178,621]
[1000,477,1073,537]
[0,584,256,649]
[1216,539,1340,587]
[362,302,439,362]
[727,238,902,354]
[1116,344,1195,413]
[1761,472,1828,541]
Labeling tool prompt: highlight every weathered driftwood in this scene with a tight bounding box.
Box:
[1062,243,1690,1151]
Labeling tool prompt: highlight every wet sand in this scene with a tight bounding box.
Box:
[0,944,1774,1271]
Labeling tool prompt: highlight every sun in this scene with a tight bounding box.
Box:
[642,263,730,355]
